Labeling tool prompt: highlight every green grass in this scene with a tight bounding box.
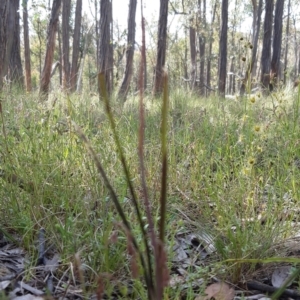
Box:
[1,87,300,298]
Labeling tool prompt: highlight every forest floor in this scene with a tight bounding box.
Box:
[1,87,300,299]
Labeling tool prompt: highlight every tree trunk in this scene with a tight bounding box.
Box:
[218,0,228,97]
[23,0,31,92]
[153,0,169,96]
[94,0,99,66]
[283,0,290,85]
[109,1,113,89]
[240,0,263,95]
[9,0,23,88]
[39,0,62,98]
[189,21,197,90]
[198,0,206,96]
[98,0,113,97]
[270,0,284,88]
[70,0,82,92]
[206,0,217,94]
[117,0,137,101]
[58,20,62,86]
[260,0,274,91]
[62,0,71,90]
[0,0,9,90]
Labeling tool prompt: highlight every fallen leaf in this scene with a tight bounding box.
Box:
[0,280,11,290]
[271,266,293,288]
[196,282,235,300]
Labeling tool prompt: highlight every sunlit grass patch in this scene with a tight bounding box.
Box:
[1,86,300,297]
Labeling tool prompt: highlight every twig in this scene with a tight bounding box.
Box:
[247,280,300,299]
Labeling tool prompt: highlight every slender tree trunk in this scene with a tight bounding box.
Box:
[189,21,197,90]
[206,1,217,94]
[153,0,169,96]
[58,21,62,86]
[251,0,263,79]
[117,0,137,101]
[199,0,206,96]
[98,0,113,97]
[39,0,62,98]
[23,0,31,92]
[70,0,82,92]
[94,0,99,66]
[0,0,9,90]
[240,0,263,95]
[292,16,299,78]
[109,1,113,90]
[9,0,23,88]
[283,0,290,85]
[261,0,274,91]
[218,0,228,97]
[62,0,71,90]
[4,0,16,85]
[270,0,284,88]
[37,19,42,77]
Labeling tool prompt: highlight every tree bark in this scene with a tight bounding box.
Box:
[23,0,31,92]
[261,0,274,91]
[70,0,82,92]
[270,0,284,88]
[218,0,228,97]
[98,0,113,97]
[62,0,71,90]
[153,0,169,96]
[39,0,62,98]
[9,0,23,88]
[0,0,9,90]
[117,0,137,101]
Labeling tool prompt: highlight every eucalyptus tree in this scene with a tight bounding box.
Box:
[270,0,285,87]
[218,0,228,97]
[23,0,32,92]
[261,0,274,91]
[198,0,206,95]
[118,0,137,101]
[40,0,62,97]
[0,0,23,90]
[70,0,82,92]
[153,0,169,96]
[189,17,197,89]
[206,0,217,94]
[283,0,291,85]
[62,0,71,90]
[98,0,113,97]
[0,1,9,90]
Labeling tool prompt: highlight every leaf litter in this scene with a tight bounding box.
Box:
[1,226,300,299]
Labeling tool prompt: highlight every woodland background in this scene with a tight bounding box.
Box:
[1,0,299,98]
